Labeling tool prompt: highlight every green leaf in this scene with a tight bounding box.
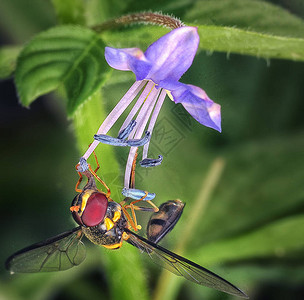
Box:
[192,214,304,266]
[184,0,304,38]
[190,263,304,300]
[51,0,86,25]
[194,133,304,244]
[197,25,304,61]
[15,25,111,116]
[0,46,22,79]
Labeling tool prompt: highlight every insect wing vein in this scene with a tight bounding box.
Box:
[6,227,86,273]
[125,229,248,298]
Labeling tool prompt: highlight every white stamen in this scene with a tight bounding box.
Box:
[82,80,145,160]
[124,85,160,187]
[132,87,160,139]
[80,78,167,189]
[119,80,153,133]
[142,89,167,159]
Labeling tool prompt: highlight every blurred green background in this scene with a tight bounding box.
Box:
[1,0,304,300]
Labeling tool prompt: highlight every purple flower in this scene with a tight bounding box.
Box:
[105,26,221,132]
[82,26,221,188]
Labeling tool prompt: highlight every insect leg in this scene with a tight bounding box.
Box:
[120,205,139,231]
[74,164,83,193]
[88,164,111,198]
[92,150,100,173]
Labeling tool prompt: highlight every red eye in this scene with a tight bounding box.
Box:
[81,193,108,227]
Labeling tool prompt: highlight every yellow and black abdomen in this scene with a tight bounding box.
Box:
[147,199,185,243]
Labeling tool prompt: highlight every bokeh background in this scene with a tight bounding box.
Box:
[1,0,304,300]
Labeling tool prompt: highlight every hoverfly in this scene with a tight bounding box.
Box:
[5,154,248,299]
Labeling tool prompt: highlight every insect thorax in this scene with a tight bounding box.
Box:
[82,201,127,247]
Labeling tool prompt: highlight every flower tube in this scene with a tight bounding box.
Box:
[82,26,221,188]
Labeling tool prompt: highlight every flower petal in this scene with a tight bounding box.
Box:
[169,83,221,132]
[105,47,152,80]
[144,27,199,83]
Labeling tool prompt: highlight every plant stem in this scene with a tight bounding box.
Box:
[92,12,184,33]
[152,158,226,300]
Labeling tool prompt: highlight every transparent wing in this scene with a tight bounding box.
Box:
[6,227,86,273]
[125,228,248,299]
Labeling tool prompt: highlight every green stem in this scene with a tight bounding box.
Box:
[92,12,184,33]
[152,158,226,300]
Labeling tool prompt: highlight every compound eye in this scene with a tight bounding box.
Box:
[81,193,108,227]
